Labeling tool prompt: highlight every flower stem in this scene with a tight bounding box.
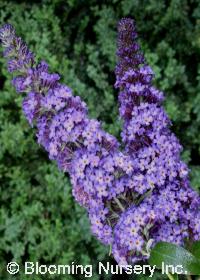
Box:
[113,197,125,211]
[167,273,177,280]
[109,244,112,256]
[136,189,153,205]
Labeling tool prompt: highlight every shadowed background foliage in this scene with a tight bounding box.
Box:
[0,0,200,279]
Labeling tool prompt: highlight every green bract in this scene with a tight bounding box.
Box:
[149,242,200,275]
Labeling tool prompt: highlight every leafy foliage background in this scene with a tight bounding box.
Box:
[0,0,200,279]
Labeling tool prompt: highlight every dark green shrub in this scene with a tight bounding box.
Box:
[0,1,199,279]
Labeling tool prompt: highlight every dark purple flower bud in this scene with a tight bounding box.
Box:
[22,92,42,126]
[0,24,15,47]
[12,76,27,93]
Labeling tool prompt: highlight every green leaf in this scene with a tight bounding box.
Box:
[190,241,200,260]
[167,273,179,280]
[174,274,178,280]
[149,242,200,275]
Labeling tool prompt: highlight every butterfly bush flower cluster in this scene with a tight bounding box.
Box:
[0,19,200,266]
[113,18,200,265]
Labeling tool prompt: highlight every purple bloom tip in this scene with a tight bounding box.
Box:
[118,18,136,33]
[0,23,15,45]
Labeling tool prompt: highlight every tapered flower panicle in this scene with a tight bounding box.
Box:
[116,19,143,75]
[0,23,142,248]
[1,21,200,266]
[0,24,34,73]
[116,19,163,125]
[113,18,200,264]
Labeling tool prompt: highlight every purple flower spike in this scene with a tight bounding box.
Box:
[0,24,15,47]
[114,18,200,264]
